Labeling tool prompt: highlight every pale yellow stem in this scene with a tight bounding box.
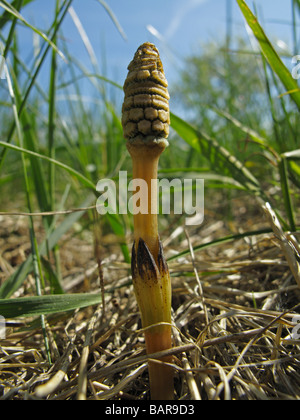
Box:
[127,142,163,261]
[127,141,174,400]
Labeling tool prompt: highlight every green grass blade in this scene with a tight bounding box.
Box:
[1,0,22,59]
[48,0,59,210]
[0,0,35,29]
[0,256,33,300]
[286,155,300,189]
[4,46,51,362]
[236,0,300,111]
[278,156,296,232]
[168,228,273,262]
[0,293,102,318]
[170,112,263,195]
[0,141,96,191]
[21,112,51,214]
[0,0,73,173]
[210,107,269,148]
[95,0,127,41]
[41,256,64,295]
[0,0,65,60]
[106,213,130,263]
[57,73,122,91]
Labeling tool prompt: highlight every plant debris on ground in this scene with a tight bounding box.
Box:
[1,199,300,400]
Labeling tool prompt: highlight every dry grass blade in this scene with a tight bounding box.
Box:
[77,305,103,400]
[263,203,300,288]
[35,344,73,398]
[96,364,147,400]
[172,320,201,400]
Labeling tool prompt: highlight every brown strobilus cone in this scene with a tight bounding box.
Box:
[122,42,174,400]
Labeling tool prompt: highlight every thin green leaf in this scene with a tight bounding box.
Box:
[170,112,263,195]
[168,228,273,262]
[210,107,269,148]
[0,0,35,29]
[278,156,296,232]
[106,213,130,263]
[0,0,73,173]
[0,293,102,318]
[57,72,122,91]
[41,257,64,295]
[288,161,300,189]
[3,36,51,361]
[292,0,300,14]
[236,0,300,111]
[95,0,127,41]
[0,141,96,191]
[0,0,65,60]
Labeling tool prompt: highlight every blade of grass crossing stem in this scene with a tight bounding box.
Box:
[236,0,300,112]
[4,61,51,363]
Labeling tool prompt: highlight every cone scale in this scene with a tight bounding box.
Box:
[122,43,174,400]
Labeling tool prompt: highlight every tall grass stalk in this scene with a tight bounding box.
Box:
[4,38,51,363]
[47,0,63,292]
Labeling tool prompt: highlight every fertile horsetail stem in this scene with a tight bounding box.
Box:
[122,42,174,400]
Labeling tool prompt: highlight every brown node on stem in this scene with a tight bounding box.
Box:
[122,42,170,146]
[131,238,172,333]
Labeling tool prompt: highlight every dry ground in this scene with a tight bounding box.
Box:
[0,199,300,400]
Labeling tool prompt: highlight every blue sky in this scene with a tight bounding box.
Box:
[6,0,300,103]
